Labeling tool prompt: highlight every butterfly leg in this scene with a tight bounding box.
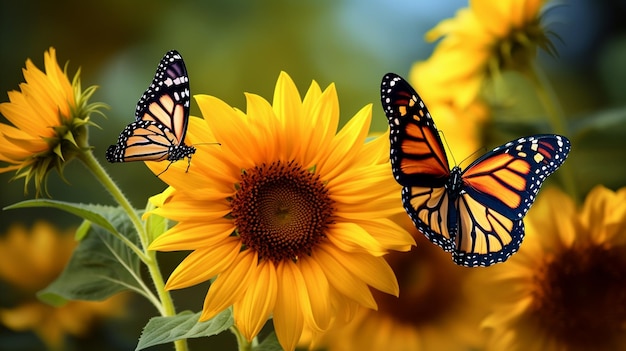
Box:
[185,157,191,173]
[156,161,175,177]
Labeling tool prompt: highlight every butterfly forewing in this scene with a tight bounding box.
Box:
[461,135,571,220]
[135,50,190,142]
[381,73,450,188]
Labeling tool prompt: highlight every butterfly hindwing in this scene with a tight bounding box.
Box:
[453,193,525,267]
[450,135,571,266]
[381,73,571,267]
[106,50,195,168]
[402,185,456,252]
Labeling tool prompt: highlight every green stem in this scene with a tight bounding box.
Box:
[77,150,148,248]
[526,62,579,201]
[146,249,189,351]
[230,326,253,351]
[78,150,188,351]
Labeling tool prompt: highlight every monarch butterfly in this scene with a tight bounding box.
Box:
[381,73,571,267]
[106,50,196,174]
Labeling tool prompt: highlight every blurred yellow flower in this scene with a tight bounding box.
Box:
[0,47,104,195]
[403,70,490,165]
[411,0,554,109]
[308,220,489,351]
[147,72,415,351]
[482,186,626,351]
[0,221,128,350]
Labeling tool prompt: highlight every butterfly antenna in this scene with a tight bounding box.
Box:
[439,131,458,166]
[459,147,487,168]
[193,142,221,146]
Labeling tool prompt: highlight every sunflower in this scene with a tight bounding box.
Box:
[0,47,104,195]
[304,212,488,351]
[409,0,555,109]
[0,221,128,350]
[481,186,626,351]
[147,72,415,350]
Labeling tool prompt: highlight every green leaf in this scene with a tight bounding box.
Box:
[37,206,143,306]
[568,107,626,195]
[254,332,282,351]
[136,309,234,351]
[571,107,626,135]
[5,199,118,236]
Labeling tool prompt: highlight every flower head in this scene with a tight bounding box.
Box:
[0,47,105,195]
[412,0,555,109]
[0,221,127,350]
[147,72,415,350]
[482,186,626,351]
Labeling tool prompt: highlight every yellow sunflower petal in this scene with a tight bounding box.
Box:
[298,257,332,331]
[273,260,306,351]
[325,222,386,256]
[200,251,257,321]
[149,220,234,251]
[354,218,415,251]
[301,84,340,166]
[243,92,282,161]
[234,260,277,341]
[165,239,240,290]
[150,193,231,222]
[317,104,371,180]
[314,244,377,310]
[195,94,261,168]
[335,249,399,296]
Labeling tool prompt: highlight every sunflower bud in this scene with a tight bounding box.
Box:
[0,47,106,196]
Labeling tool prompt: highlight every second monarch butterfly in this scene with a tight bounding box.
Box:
[106,50,196,174]
[381,73,571,267]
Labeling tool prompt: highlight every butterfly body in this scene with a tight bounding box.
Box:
[381,73,571,267]
[106,50,195,173]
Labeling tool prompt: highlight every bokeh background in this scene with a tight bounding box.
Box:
[1,0,626,350]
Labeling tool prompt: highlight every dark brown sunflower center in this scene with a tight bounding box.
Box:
[231,161,334,262]
[531,245,626,348]
[374,242,464,327]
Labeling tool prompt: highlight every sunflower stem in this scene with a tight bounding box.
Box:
[526,62,578,201]
[230,326,253,351]
[77,150,149,249]
[78,150,188,350]
[146,249,189,351]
